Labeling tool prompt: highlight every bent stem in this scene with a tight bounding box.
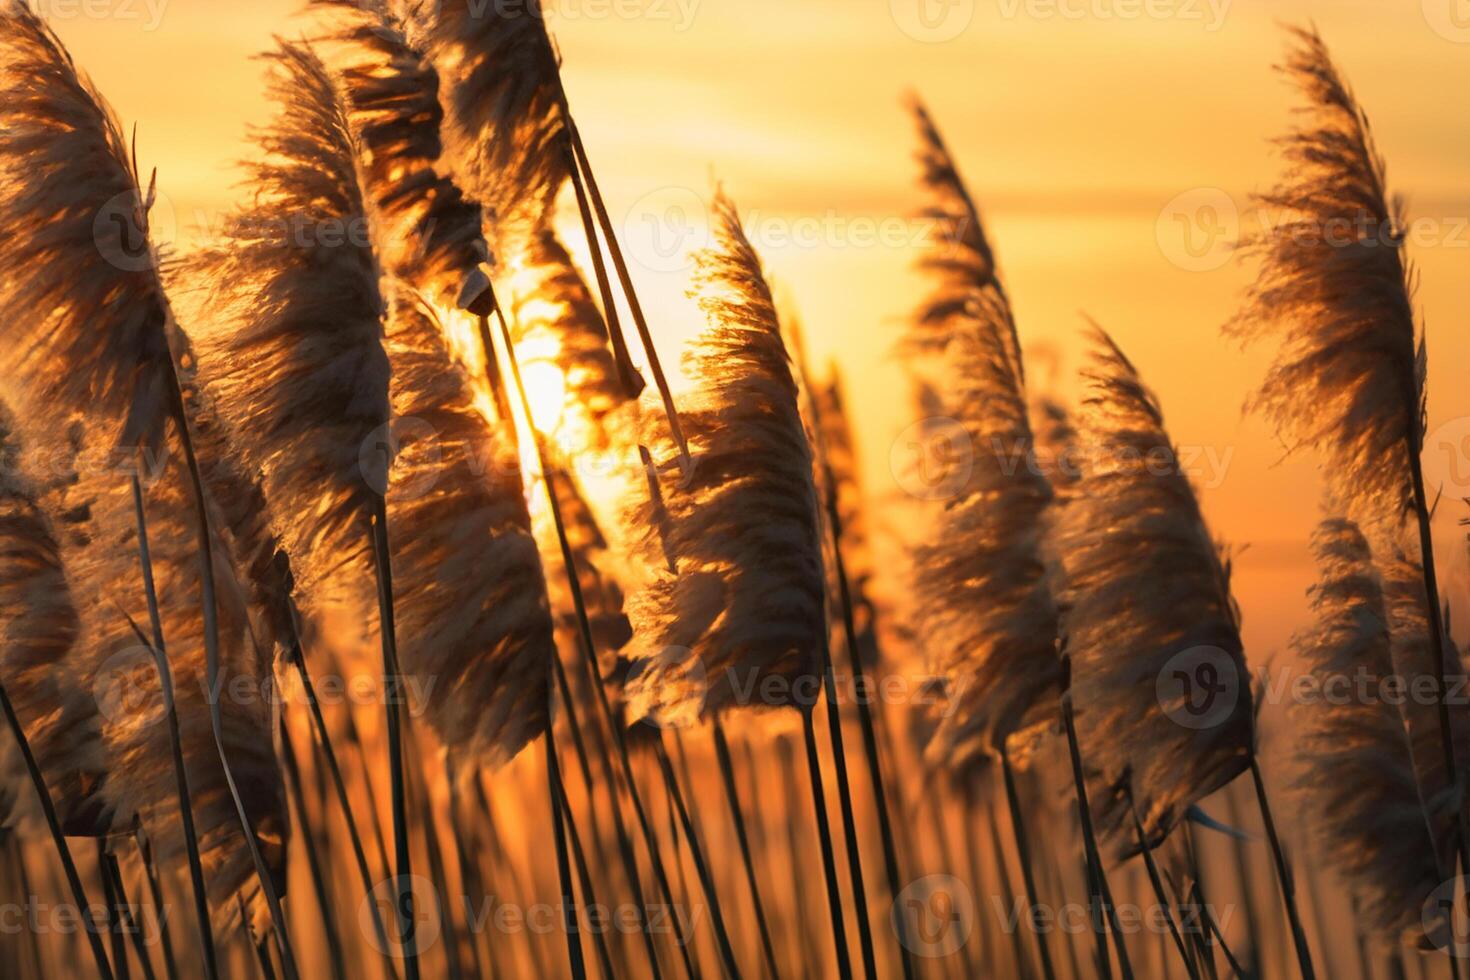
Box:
[999,745,1059,980]
[129,474,216,980]
[1125,785,1197,980]
[1248,757,1317,980]
[545,719,588,980]
[711,720,781,980]
[801,704,855,980]
[0,680,114,980]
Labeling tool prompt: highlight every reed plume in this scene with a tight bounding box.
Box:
[904,98,1060,773]
[381,293,556,768]
[189,41,388,599]
[0,4,289,936]
[1286,518,1442,943]
[0,2,173,455]
[0,408,106,837]
[1057,328,1252,846]
[1227,25,1420,529]
[622,191,824,728]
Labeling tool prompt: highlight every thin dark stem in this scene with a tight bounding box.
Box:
[1058,678,1134,980]
[801,705,854,980]
[813,634,877,980]
[369,501,419,980]
[655,735,744,979]
[98,841,132,980]
[983,797,1033,979]
[103,848,159,980]
[487,300,695,979]
[1000,747,1059,980]
[555,756,617,980]
[284,619,399,980]
[278,717,347,980]
[128,475,215,980]
[133,828,180,980]
[0,682,114,980]
[546,720,588,980]
[1125,787,1197,979]
[565,120,692,475]
[162,381,298,980]
[1192,881,1247,980]
[1248,757,1316,980]
[712,721,781,979]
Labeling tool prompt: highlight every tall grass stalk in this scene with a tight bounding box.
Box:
[0,681,113,980]
[487,301,697,979]
[1125,786,1197,979]
[103,847,158,980]
[368,504,418,980]
[1058,660,1133,980]
[545,718,588,979]
[556,760,618,979]
[128,475,216,980]
[1249,758,1317,980]
[999,746,1058,980]
[654,735,743,978]
[710,720,780,979]
[96,841,130,980]
[801,705,855,980]
[278,717,347,980]
[133,829,180,980]
[984,797,1032,978]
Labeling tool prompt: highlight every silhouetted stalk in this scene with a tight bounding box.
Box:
[801,705,854,980]
[129,475,216,980]
[1248,758,1316,980]
[984,800,1032,979]
[1124,787,1196,979]
[1180,824,1218,980]
[654,736,743,978]
[1058,675,1133,980]
[1000,746,1059,980]
[161,377,299,980]
[546,720,588,979]
[253,940,278,980]
[1193,882,1247,980]
[278,717,347,980]
[565,120,693,474]
[284,617,397,980]
[488,300,696,980]
[819,472,915,980]
[0,681,113,980]
[556,761,617,980]
[408,753,467,980]
[368,501,419,980]
[811,633,877,980]
[472,777,552,978]
[134,829,180,980]
[552,651,663,980]
[103,848,158,980]
[1223,785,1266,978]
[97,841,131,980]
[445,762,498,980]
[711,721,780,979]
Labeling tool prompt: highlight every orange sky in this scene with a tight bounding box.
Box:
[48,0,1470,658]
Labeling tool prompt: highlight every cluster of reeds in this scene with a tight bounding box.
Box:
[0,3,1462,979]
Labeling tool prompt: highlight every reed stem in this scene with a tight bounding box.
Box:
[278,717,347,980]
[801,705,855,980]
[555,757,618,980]
[1000,747,1058,980]
[546,720,588,980]
[711,720,781,979]
[103,848,159,980]
[1125,787,1197,979]
[133,828,180,980]
[0,681,114,980]
[129,474,216,980]
[1248,757,1316,980]
[369,500,419,980]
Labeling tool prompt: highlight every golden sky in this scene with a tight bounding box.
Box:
[47,0,1470,657]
